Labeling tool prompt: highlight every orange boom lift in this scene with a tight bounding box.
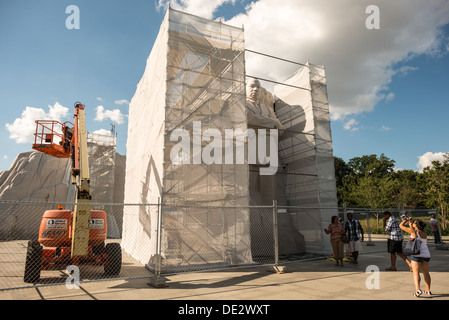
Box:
[24,102,122,283]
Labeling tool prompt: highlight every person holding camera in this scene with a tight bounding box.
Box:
[400,217,432,297]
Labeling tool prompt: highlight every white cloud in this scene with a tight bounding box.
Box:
[396,66,419,77]
[157,0,236,20]
[220,0,449,117]
[343,118,359,132]
[96,97,104,102]
[92,128,114,136]
[154,1,449,119]
[114,99,130,105]
[417,152,448,171]
[380,125,392,131]
[5,102,69,144]
[330,112,344,122]
[385,92,395,102]
[94,105,125,124]
[3,155,7,160]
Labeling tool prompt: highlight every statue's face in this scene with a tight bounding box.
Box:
[246,79,261,102]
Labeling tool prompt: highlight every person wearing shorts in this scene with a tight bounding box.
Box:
[344,213,364,264]
[383,211,412,272]
[400,218,432,297]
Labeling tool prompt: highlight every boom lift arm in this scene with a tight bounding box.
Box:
[32,102,92,258]
[70,102,92,257]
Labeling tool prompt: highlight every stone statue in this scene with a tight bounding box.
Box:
[246,78,284,129]
[245,77,285,208]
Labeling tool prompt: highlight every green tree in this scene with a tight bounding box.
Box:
[421,154,449,229]
[350,174,399,208]
[336,154,397,208]
[347,153,395,178]
[334,156,352,187]
[391,169,423,210]
[334,156,353,206]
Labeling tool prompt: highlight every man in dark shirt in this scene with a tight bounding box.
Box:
[344,213,364,264]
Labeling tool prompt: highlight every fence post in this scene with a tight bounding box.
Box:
[273,200,279,268]
[157,197,162,277]
[365,210,375,246]
[148,197,167,288]
[268,200,286,274]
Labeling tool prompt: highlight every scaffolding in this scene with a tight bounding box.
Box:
[243,48,337,255]
[123,8,251,269]
[123,8,338,270]
[87,131,116,204]
[273,63,337,254]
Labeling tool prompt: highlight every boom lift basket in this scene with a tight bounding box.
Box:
[32,120,73,158]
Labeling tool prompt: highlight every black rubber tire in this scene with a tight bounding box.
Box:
[104,243,122,276]
[92,242,106,256]
[23,240,43,283]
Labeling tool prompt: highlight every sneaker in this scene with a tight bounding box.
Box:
[414,290,423,297]
[424,291,432,295]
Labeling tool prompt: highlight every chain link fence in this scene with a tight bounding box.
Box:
[2,200,434,291]
[336,206,439,245]
[0,200,322,291]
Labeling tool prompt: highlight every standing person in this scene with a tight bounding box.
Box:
[430,214,442,245]
[324,216,345,266]
[344,213,364,264]
[340,218,352,262]
[383,211,412,272]
[400,218,432,297]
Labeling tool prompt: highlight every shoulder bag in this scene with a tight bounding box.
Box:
[403,238,421,256]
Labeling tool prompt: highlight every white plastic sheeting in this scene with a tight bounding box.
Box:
[123,8,337,267]
[123,8,252,269]
[87,132,116,204]
[0,131,121,240]
[274,63,336,255]
[87,131,121,238]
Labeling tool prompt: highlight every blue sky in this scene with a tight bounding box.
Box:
[1,0,448,172]
[332,45,449,170]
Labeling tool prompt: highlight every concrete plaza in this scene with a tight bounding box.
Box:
[1,235,448,301]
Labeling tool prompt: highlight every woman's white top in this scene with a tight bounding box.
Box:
[410,231,431,258]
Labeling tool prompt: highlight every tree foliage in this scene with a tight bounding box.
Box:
[421,154,449,228]
[334,153,449,227]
